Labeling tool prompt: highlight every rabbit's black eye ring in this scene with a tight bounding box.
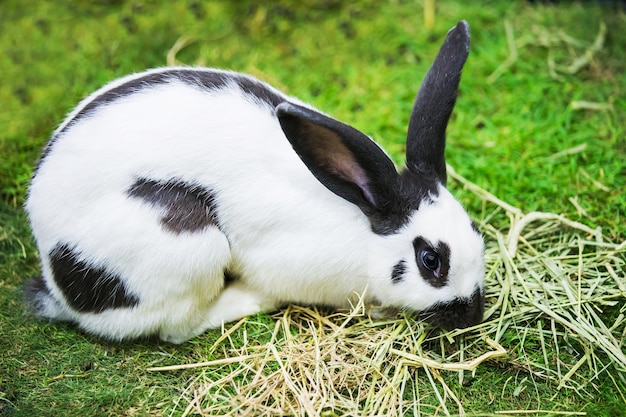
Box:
[413,237,450,288]
[420,249,441,277]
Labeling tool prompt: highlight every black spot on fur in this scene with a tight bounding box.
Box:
[128,177,221,234]
[35,68,286,175]
[413,237,450,288]
[420,286,484,330]
[178,70,285,109]
[391,260,406,284]
[49,243,139,313]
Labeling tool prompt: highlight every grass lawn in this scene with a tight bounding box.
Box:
[1,1,625,416]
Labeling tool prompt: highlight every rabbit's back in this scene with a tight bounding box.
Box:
[26,68,372,342]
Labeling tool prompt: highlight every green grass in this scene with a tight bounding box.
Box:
[1,1,625,416]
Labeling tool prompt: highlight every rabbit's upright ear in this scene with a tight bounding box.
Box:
[406,20,470,185]
[277,102,399,216]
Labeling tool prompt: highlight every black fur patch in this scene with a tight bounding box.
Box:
[413,237,450,288]
[127,177,221,234]
[367,168,439,235]
[391,260,407,284]
[35,68,286,175]
[49,243,139,313]
[420,286,484,330]
[178,70,285,109]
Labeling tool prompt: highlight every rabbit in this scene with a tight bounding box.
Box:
[24,21,485,343]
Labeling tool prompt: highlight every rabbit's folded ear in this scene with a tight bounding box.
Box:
[277,102,399,216]
[405,20,470,185]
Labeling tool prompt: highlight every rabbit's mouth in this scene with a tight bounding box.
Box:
[419,287,485,330]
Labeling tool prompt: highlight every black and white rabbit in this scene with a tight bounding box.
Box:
[25,21,485,343]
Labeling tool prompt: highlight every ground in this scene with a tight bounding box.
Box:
[1,1,625,416]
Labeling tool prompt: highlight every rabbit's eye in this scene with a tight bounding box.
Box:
[420,250,441,276]
[413,237,448,287]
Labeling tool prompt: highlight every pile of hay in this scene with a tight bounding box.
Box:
[151,168,625,416]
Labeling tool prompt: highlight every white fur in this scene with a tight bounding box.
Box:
[26,67,484,343]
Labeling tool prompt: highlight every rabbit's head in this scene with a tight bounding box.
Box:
[277,21,484,329]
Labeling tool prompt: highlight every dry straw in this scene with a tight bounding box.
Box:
[150,167,625,416]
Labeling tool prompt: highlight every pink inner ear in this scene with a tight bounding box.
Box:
[314,134,376,207]
[328,153,375,206]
